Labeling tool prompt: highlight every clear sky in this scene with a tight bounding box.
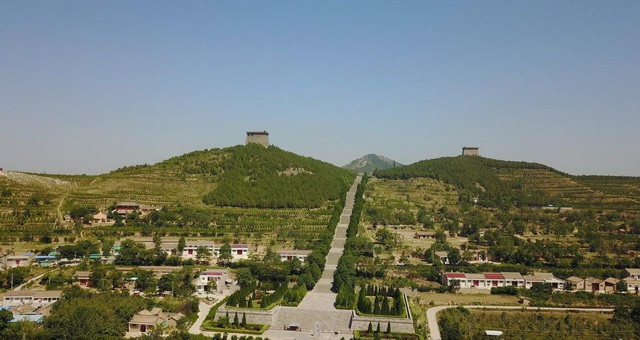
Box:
[1,1,639,176]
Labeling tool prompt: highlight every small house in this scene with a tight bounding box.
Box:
[413,231,436,239]
[604,278,620,293]
[565,276,585,291]
[434,251,449,264]
[74,271,92,287]
[584,277,605,293]
[622,268,640,280]
[277,249,312,262]
[128,308,184,335]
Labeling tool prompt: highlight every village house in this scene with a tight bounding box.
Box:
[113,201,161,216]
[623,268,640,280]
[231,244,250,260]
[413,231,436,239]
[128,308,184,335]
[92,212,114,225]
[604,278,620,293]
[2,253,34,269]
[565,276,585,291]
[524,273,565,290]
[212,244,250,261]
[434,251,449,264]
[195,269,230,294]
[74,271,92,287]
[584,277,605,293]
[623,277,640,294]
[33,253,58,267]
[183,240,215,259]
[467,250,490,263]
[3,290,62,307]
[443,272,563,291]
[502,272,526,287]
[277,249,312,262]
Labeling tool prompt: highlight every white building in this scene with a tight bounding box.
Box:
[2,253,34,269]
[277,249,312,262]
[195,269,229,294]
[442,272,563,291]
[182,240,215,259]
[3,290,62,307]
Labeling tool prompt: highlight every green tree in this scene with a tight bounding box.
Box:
[218,243,233,265]
[178,237,186,253]
[196,246,212,264]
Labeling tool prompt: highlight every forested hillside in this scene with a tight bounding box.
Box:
[203,144,354,208]
[0,144,354,235]
[374,156,640,210]
[375,156,559,208]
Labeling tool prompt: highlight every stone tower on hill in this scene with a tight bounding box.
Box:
[462,146,479,156]
[246,131,269,147]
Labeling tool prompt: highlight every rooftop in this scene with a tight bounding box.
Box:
[246,131,269,135]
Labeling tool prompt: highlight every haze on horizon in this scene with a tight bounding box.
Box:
[1,1,639,176]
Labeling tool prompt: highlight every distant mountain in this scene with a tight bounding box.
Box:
[342,154,404,173]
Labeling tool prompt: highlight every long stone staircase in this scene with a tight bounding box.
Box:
[269,176,361,334]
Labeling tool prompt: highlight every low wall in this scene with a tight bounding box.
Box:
[350,312,415,333]
[216,306,279,325]
[350,293,415,333]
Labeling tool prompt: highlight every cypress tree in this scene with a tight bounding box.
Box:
[382,297,390,315]
[386,322,391,334]
[248,298,254,308]
[233,312,239,327]
[241,313,247,328]
[376,322,381,333]
[367,322,372,333]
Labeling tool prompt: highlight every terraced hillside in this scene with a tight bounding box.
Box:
[376,156,640,211]
[0,145,355,241]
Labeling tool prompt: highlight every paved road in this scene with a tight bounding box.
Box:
[188,301,213,334]
[14,268,60,291]
[426,304,615,340]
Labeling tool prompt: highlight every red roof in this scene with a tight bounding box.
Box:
[445,273,466,279]
[484,273,504,280]
[203,271,225,276]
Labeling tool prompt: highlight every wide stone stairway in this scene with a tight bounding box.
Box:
[268,176,361,335]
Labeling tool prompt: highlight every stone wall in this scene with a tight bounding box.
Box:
[216,305,279,325]
[246,134,269,147]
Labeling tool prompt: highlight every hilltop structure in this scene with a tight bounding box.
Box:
[462,146,479,156]
[246,131,269,147]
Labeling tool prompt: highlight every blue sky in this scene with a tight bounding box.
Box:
[1,1,639,175]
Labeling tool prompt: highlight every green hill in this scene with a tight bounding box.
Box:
[0,144,354,234]
[202,144,354,208]
[342,154,403,174]
[375,156,640,210]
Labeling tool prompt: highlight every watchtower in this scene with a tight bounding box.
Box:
[246,131,269,147]
[462,146,479,156]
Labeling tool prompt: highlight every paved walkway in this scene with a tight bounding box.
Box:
[189,301,213,334]
[426,304,615,340]
[264,176,362,339]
